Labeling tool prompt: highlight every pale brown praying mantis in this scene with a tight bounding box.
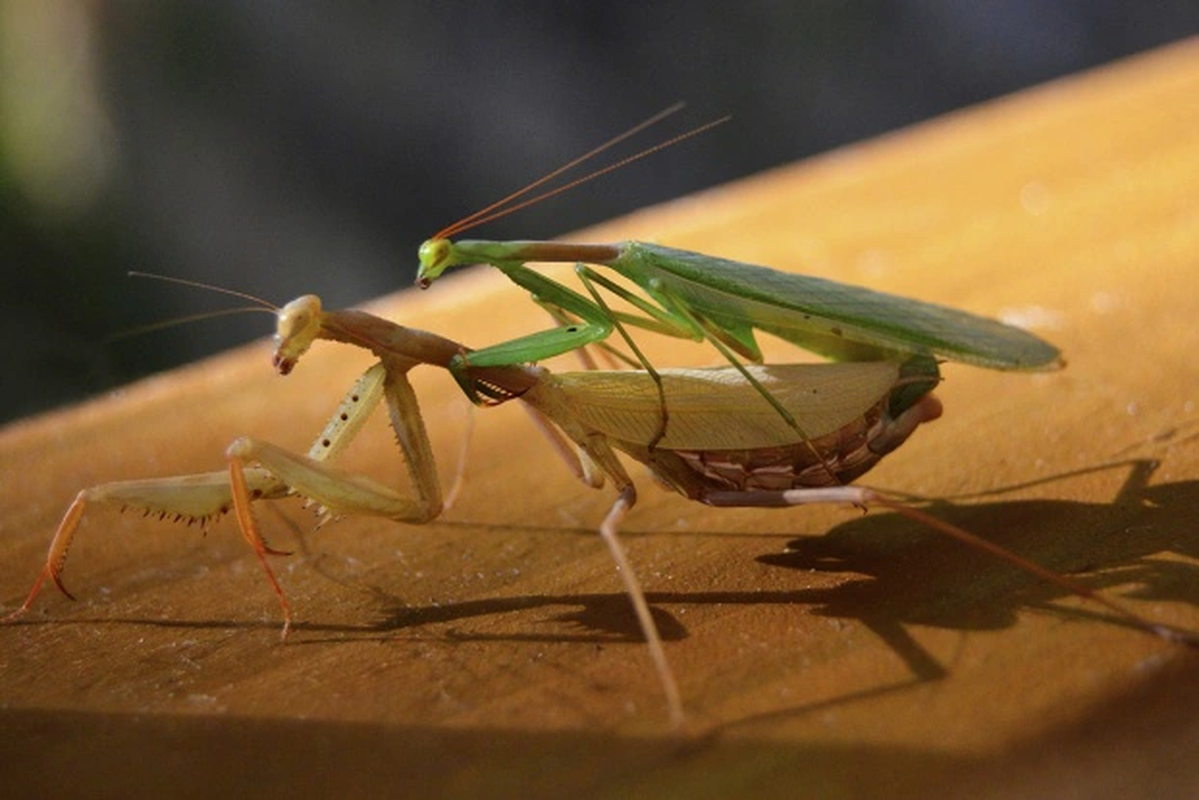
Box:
[5,292,1194,727]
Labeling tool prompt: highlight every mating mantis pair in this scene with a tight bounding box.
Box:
[6,112,1195,726]
[7,273,1190,726]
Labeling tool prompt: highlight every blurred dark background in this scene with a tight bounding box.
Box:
[2,3,1196,424]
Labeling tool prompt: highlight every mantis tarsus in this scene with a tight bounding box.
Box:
[4,294,1193,727]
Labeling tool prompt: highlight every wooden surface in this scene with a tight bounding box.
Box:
[3,39,1199,798]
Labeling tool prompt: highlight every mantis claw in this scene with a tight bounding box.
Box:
[50,569,77,602]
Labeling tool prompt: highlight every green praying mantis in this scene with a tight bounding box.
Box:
[415,235,1062,454]
[413,112,1061,456]
[415,239,1063,375]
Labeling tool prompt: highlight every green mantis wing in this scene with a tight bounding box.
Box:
[417,238,1063,374]
[614,243,1063,370]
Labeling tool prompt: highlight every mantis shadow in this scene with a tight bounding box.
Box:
[31,461,1195,710]
[757,468,1199,678]
[308,460,1199,677]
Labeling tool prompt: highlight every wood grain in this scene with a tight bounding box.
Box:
[3,39,1199,799]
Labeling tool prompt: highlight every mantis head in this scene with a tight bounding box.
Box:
[416,238,454,288]
[273,295,324,375]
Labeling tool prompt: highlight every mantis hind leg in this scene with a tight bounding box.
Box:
[701,485,1198,646]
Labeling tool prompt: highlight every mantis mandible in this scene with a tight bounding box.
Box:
[4,294,1192,727]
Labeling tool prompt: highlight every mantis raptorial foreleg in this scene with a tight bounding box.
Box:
[232,364,443,527]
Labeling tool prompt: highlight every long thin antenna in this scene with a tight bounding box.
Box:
[127,271,278,311]
[106,272,279,342]
[433,105,730,240]
[105,307,276,343]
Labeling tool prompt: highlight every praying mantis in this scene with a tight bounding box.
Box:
[4,290,1193,727]
[415,108,1058,387]
[412,111,1063,456]
[415,236,1063,450]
